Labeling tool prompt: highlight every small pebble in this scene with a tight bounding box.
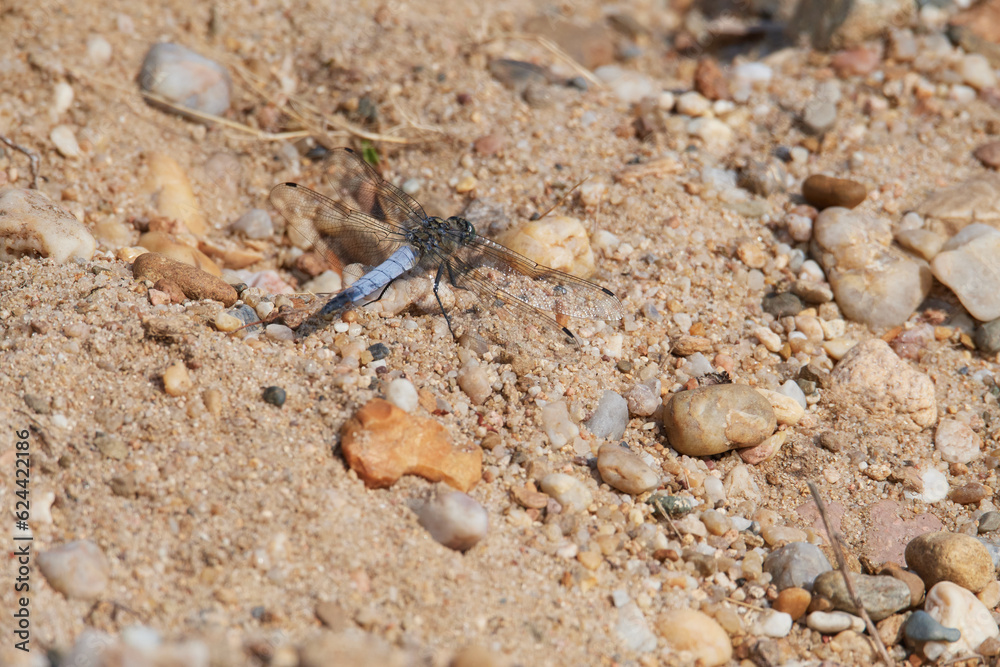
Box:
[262,386,286,407]
[162,362,192,397]
[903,609,960,643]
[751,609,792,638]
[662,384,776,457]
[213,311,243,332]
[86,35,113,64]
[50,125,82,158]
[94,432,128,460]
[139,42,232,116]
[762,292,803,318]
[676,91,711,116]
[596,443,659,495]
[231,209,274,239]
[763,542,831,591]
[414,487,488,551]
[386,378,418,412]
[133,253,237,306]
[974,141,1000,170]
[626,379,660,416]
[539,473,592,513]
[585,390,629,440]
[935,418,982,464]
[801,100,837,134]
[37,540,110,600]
[812,570,911,621]
[806,610,864,634]
[457,359,492,405]
[773,587,811,620]
[802,174,866,209]
[979,511,1000,534]
[975,318,1000,354]
[656,610,732,667]
[961,53,997,90]
[949,482,989,505]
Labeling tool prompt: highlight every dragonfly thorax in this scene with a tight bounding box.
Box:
[408,216,477,254]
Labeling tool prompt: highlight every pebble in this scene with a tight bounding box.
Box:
[935,418,982,464]
[812,571,911,621]
[496,216,595,279]
[830,47,881,76]
[133,253,237,306]
[656,610,732,666]
[596,443,659,495]
[773,587,811,620]
[143,152,208,235]
[539,473,592,513]
[593,65,654,104]
[980,511,1000,534]
[213,311,243,332]
[616,601,657,653]
[585,390,629,440]
[894,228,947,261]
[811,207,931,328]
[739,431,786,465]
[917,173,1000,236]
[801,101,837,135]
[676,91,711,116]
[340,399,482,491]
[625,379,660,417]
[456,359,491,405]
[730,62,772,102]
[450,644,509,667]
[262,386,286,407]
[912,469,949,504]
[880,562,925,606]
[86,35,112,64]
[414,487,488,551]
[162,362,192,397]
[979,579,1000,608]
[761,292,803,318]
[763,542,831,591]
[540,401,579,448]
[755,388,804,425]
[949,481,989,505]
[724,464,761,503]
[299,630,407,667]
[976,318,1000,353]
[0,188,96,263]
[905,531,994,593]
[975,141,1000,170]
[50,124,82,158]
[759,522,805,546]
[751,610,792,638]
[386,378,419,413]
[827,339,937,431]
[932,224,1000,322]
[94,432,128,460]
[264,323,294,341]
[922,582,1000,661]
[961,53,997,90]
[738,159,786,197]
[802,175,866,210]
[904,609,960,643]
[138,233,221,277]
[662,384,776,457]
[703,476,726,506]
[231,209,274,239]
[37,540,110,600]
[139,43,232,116]
[688,117,733,151]
[806,610,865,634]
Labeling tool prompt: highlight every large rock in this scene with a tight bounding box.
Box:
[662,384,776,456]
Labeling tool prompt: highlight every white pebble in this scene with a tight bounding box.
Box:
[676,91,711,116]
[53,82,74,116]
[906,468,949,503]
[961,53,997,90]
[386,378,419,412]
[415,489,488,551]
[265,324,294,341]
[37,540,110,600]
[786,214,813,242]
[86,35,113,65]
[806,610,864,634]
[950,84,977,104]
[213,312,243,332]
[540,473,592,513]
[752,610,792,638]
[50,125,81,158]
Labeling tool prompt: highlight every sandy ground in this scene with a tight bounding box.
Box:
[3,0,1000,665]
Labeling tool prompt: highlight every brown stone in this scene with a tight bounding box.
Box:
[694,59,729,101]
[975,141,1000,169]
[340,399,482,491]
[133,251,236,305]
[948,481,990,505]
[511,482,548,509]
[802,174,867,209]
[773,587,811,620]
[672,335,713,356]
[905,531,994,593]
[152,278,186,304]
[879,562,925,606]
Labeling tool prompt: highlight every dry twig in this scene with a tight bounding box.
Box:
[807,481,895,667]
[0,134,40,188]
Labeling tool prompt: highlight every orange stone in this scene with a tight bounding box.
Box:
[773,586,812,620]
[340,399,482,491]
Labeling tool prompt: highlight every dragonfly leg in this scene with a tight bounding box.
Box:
[433,263,458,339]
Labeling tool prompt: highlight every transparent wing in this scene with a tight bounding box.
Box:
[319,147,430,231]
[447,235,625,321]
[269,182,408,268]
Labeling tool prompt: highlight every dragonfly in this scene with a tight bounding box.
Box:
[268,147,624,357]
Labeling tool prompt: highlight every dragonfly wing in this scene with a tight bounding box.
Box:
[320,148,429,231]
[449,236,625,321]
[269,182,406,268]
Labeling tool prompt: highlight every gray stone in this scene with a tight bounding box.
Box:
[976,319,1000,354]
[904,610,961,643]
[586,390,629,440]
[139,43,232,117]
[763,542,832,591]
[596,443,659,495]
[979,512,1000,534]
[762,292,803,318]
[812,570,912,621]
[231,209,274,239]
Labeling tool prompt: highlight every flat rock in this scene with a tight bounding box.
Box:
[811,207,932,329]
[133,252,237,306]
[802,174,866,209]
[0,188,96,263]
[905,531,994,593]
[662,384,776,456]
[932,224,1000,321]
[827,339,937,431]
[137,233,220,276]
[340,399,482,492]
[862,500,943,567]
[812,570,912,621]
